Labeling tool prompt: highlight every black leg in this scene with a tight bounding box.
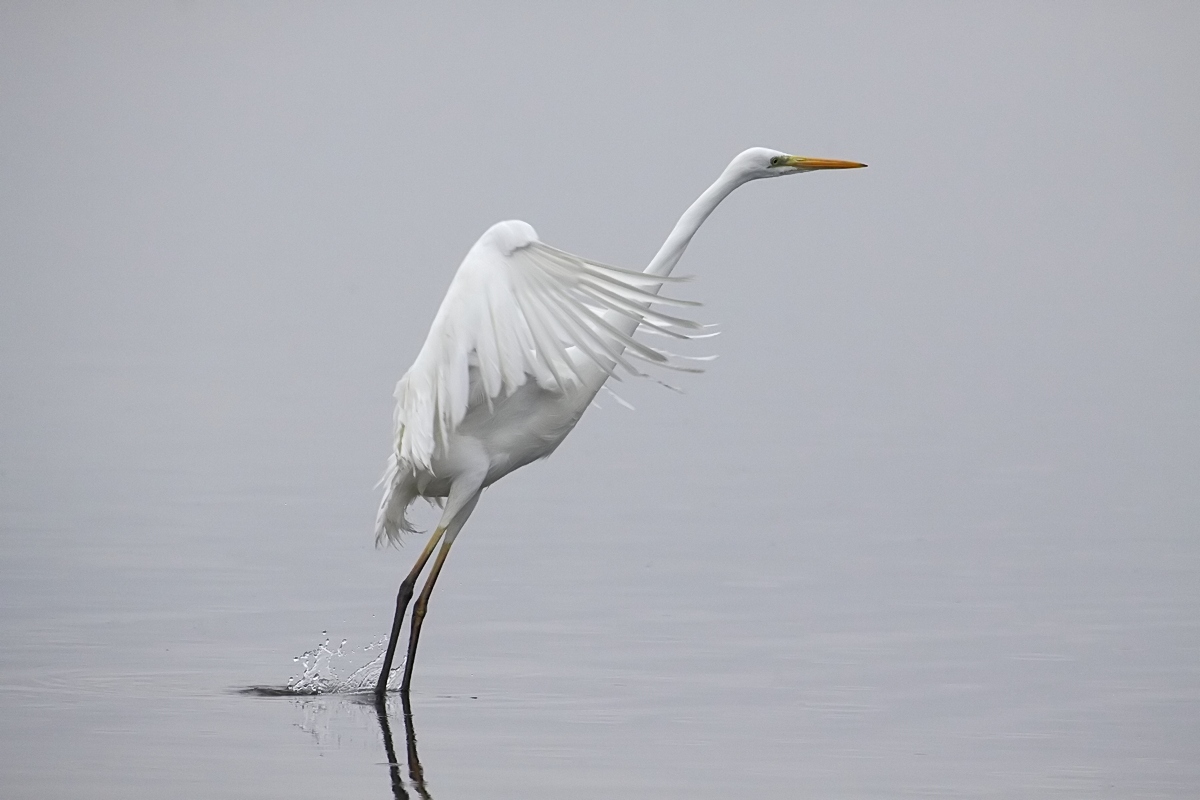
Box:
[375,528,445,698]
[399,535,456,695]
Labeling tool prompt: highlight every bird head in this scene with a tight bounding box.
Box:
[731,147,867,181]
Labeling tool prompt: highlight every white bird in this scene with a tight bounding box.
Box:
[372,147,866,696]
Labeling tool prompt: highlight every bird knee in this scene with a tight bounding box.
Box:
[395,582,415,605]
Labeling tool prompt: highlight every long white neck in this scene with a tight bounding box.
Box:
[576,160,752,397]
[644,162,749,280]
[612,161,750,348]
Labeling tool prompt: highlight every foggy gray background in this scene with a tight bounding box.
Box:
[2,2,1197,798]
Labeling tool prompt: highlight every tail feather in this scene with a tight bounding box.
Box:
[374,453,421,546]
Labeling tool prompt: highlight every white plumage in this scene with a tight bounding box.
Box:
[370,147,866,697]
[375,219,704,541]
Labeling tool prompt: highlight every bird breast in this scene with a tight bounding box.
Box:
[451,371,589,488]
[414,363,591,500]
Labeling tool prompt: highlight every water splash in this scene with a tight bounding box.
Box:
[281,632,399,695]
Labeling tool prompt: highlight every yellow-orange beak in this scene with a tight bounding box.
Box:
[783,155,867,170]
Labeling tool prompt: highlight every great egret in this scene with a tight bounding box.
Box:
[373,148,865,697]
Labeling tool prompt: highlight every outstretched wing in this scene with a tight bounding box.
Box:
[392,220,708,472]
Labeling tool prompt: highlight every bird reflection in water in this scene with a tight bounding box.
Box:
[375,694,431,800]
[240,686,432,798]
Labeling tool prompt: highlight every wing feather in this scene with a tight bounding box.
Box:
[526,276,639,378]
[390,220,709,472]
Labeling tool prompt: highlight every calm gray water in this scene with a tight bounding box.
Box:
[2,3,1198,798]
[3,355,1196,797]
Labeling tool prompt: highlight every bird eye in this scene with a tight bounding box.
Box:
[769,156,781,166]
